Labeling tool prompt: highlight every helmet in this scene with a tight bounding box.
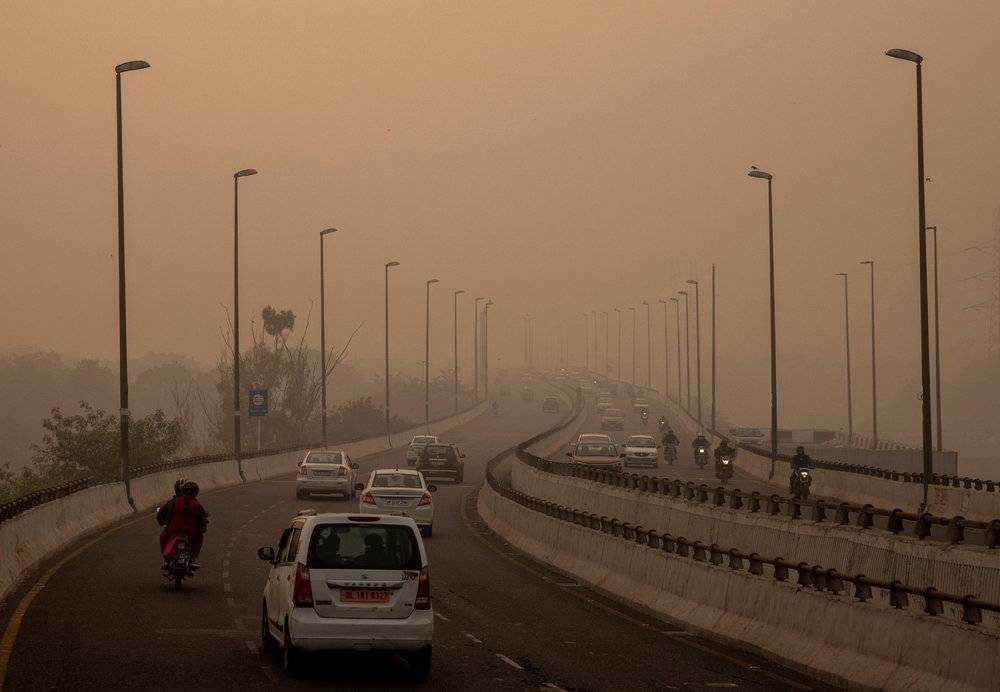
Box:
[795,446,805,455]
[173,478,187,496]
[180,480,200,497]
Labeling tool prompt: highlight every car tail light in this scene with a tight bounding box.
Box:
[292,563,313,607]
[297,464,307,476]
[416,492,432,507]
[415,566,431,610]
[361,491,377,505]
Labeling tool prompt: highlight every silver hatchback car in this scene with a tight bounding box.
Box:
[295,450,359,500]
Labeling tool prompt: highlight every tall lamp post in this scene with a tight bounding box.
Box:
[678,290,691,415]
[670,298,681,405]
[629,307,637,385]
[473,296,485,400]
[836,272,854,443]
[602,311,609,378]
[583,313,590,372]
[686,279,703,428]
[658,300,670,402]
[319,227,338,448]
[114,59,150,505]
[453,289,465,414]
[232,167,258,480]
[641,301,651,388]
[711,265,717,436]
[861,260,878,449]
[484,301,494,399]
[614,308,622,383]
[927,225,943,451]
[384,261,400,443]
[886,48,933,508]
[748,166,778,478]
[424,278,440,431]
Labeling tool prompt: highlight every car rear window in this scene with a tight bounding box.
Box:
[412,436,436,445]
[577,443,615,456]
[305,452,343,464]
[423,445,456,460]
[605,409,623,416]
[307,523,422,570]
[372,473,423,489]
[627,437,655,447]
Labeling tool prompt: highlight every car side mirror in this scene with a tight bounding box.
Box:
[460,453,466,459]
[565,452,573,458]
[354,482,365,491]
[258,546,275,563]
[620,453,627,459]
[427,484,438,492]
[350,462,359,470]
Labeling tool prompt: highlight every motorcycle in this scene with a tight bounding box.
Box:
[657,417,668,432]
[664,443,677,465]
[694,446,708,468]
[640,410,649,427]
[162,533,198,590]
[791,467,812,500]
[715,456,734,484]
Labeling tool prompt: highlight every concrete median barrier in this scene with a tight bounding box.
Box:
[479,467,1000,691]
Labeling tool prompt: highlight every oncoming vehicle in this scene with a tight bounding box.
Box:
[632,397,650,412]
[542,396,560,413]
[595,396,614,412]
[601,407,625,431]
[574,433,612,447]
[415,443,465,483]
[566,441,622,471]
[296,450,360,500]
[406,435,440,466]
[729,427,766,449]
[621,435,659,468]
[357,470,437,536]
[258,512,432,679]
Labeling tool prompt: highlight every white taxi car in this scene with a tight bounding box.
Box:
[295,450,359,500]
[405,435,439,465]
[259,511,433,679]
[356,469,437,536]
[621,434,659,468]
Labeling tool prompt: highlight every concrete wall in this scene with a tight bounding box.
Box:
[0,400,488,605]
[480,463,1000,691]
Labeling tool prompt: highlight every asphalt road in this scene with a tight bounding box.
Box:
[3,374,824,691]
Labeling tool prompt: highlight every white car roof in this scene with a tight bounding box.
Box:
[579,433,611,441]
[626,436,656,444]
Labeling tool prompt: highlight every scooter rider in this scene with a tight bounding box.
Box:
[661,428,679,447]
[790,446,812,492]
[714,439,736,464]
[692,432,709,464]
[158,480,209,568]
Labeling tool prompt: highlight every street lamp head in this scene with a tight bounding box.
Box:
[115,60,150,73]
[614,307,621,313]
[686,279,698,286]
[860,260,874,266]
[320,227,338,236]
[385,261,400,268]
[925,225,937,232]
[678,290,688,296]
[234,168,258,178]
[641,300,649,306]
[669,297,679,304]
[747,167,772,181]
[886,48,923,64]
[427,278,439,286]
[455,289,466,296]
[836,272,847,278]
[658,299,668,305]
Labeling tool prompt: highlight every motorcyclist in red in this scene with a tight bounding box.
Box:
[156,480,209,568]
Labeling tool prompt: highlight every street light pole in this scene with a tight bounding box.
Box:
[384,261,400,443]
[473,296,485,400]
[641,301,651,388]
[711,264,717,437]
[678,291,691,415]
[836,272,854,443]
[484,301,494,399]
[928,225,943,452]
[687,280,703,428]
[670,298,681,406]
[602,311,609,378]
[583,313,590,372]
[425,278,439,432]
[114,59,150,506]
[232,167,258,481]
[453,289,465,414]
[319,228,338,448]
[861,260,878,449]
[658,300,669,403]
[886,47,933,509]
[629,307,636,385]
[748,167,778,479]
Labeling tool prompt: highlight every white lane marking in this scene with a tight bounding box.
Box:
[221,571,230,580]
[542,684,568,691]
[496,654,523,670]
[463,632,483,644]
[223,583,231,593]
[706,684,738,688]
[433,612,450,621]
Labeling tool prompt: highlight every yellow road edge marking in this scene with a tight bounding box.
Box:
[460,488,812,692]
[0,513,148,690]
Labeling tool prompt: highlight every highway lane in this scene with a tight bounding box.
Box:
[4,373,822,691]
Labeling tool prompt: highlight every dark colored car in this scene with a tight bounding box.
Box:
[542,396,560,413]
[416,443,466,483]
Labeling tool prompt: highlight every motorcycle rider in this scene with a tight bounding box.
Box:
[692,432,710,465]
[661,428,679,447]
[790,446,812,494]
[640,409,649,426]
[157,480,209,568]
[714,439,736,464]
[491,400,500,416]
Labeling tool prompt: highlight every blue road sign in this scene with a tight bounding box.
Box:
[249,389,269,417]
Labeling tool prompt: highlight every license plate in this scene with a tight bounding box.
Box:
[430,460,446,466]
[385,499,411,507]
[340,590,390,603]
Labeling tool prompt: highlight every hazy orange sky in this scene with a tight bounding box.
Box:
[3,1,1000,452]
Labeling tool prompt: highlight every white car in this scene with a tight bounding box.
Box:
[621,435,659,468]
[259,511,433,679]
[595,397,614,412]
[600,408,626,431]
[405,435,440,465]
[729,427,766,448]
[356,469,437,536]
[295,450,359,499]
[632,398,650,412]
[574,433,613,447]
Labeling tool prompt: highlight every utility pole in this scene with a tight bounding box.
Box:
[836,272,854,443]
[711,265,717,437]
[861,260,878,449]
[687,279,703,428]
